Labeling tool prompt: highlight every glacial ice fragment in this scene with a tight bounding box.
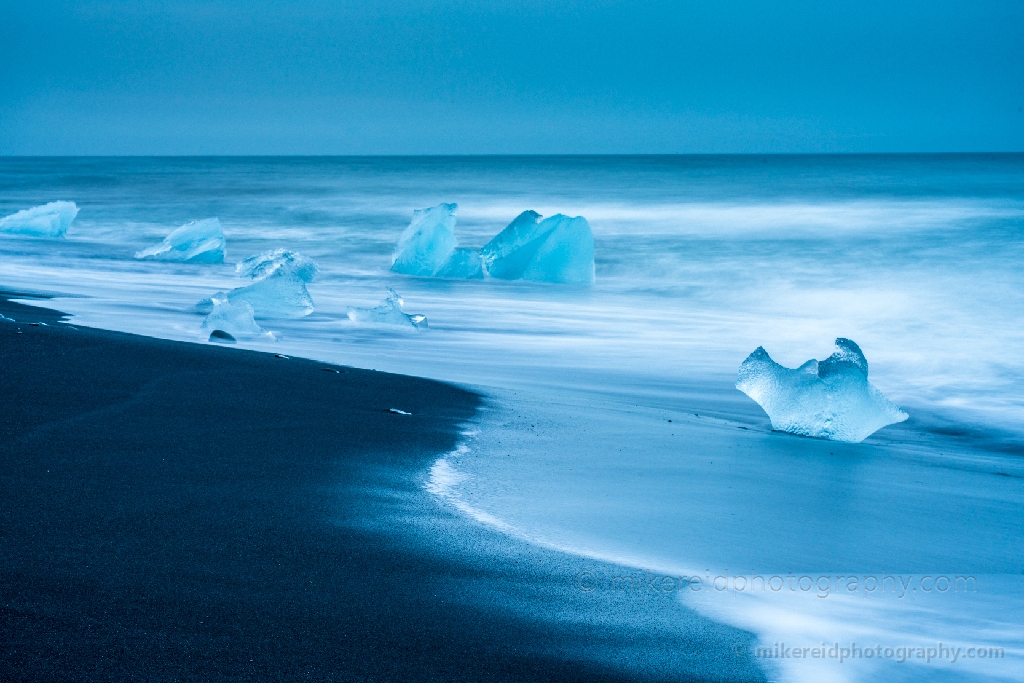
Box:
[227,272,314,319]
[236,248,318,283]
[736,338,908,443]
[347,289,427,329]
[391,203,458,276]
[0,201,78,238]
[194,291,228,315]
[436,248,484,279]
[481,212,595,284]
[195,249,318,319]
[135,218,225,263]
[200,300,266,340]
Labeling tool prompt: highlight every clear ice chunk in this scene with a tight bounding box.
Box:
[227,272,314,319]
[195,249,317,319]
[194,291,228,315]
[391,203,458,276]
[236,248,318,282]
[200,300,267,339]
[0,201,79,238]
[736,338,908,443]
[135,218,225,263]
[436,248,484,279]
[347,289,427,329]
[481,212,595,284]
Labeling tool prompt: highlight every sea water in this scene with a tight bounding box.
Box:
[2,155,1022,682]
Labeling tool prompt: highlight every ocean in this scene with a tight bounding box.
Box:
[2,154,1023,682]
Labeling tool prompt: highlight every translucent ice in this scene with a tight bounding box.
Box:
[436,248,484,279]
[347,289,427,329]
[194,291,228,316]
[736,338,908,442]
[481,211,595,284]
[200,300,267,339]
[236,248,318,282]
[195,249,317,319]
[391,203,458,276]
[0,201,78,238]
[135,218,225,263]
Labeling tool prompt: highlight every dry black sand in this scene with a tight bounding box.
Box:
[0,293,764,682]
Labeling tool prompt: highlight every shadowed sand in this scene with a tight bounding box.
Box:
[0,293,765,682]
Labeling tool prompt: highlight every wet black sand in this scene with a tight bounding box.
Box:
[0,293,764,682]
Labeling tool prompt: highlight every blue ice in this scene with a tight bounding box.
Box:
[391,203,459,276]
[135,218,226,263]
[436,248,484,279]
[347,289,427,329]
[200,300,267,340]
[481,211,595,284]
[736,338,908,442]
[196,249,317,319]
[391,205,595,284]
[0,201,79,238]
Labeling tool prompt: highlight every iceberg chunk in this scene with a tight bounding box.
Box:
[195,249,317,319]
[436,248,484,280]
[228,273,314,319]
[479,210,543,279]
[391,203,458,276]
[0,201,78,238]
[135,218,225,263]
[736,338,908,443]
[481,212,595,284]
[200,300,267,339]
[347,289,427,329]
[236,248,318,282]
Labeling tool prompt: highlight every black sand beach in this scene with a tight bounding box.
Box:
[0,294,764,683]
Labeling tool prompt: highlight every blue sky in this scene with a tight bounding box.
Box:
[1,0,1022,154]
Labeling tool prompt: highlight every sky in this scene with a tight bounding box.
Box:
[1,0,1022,155]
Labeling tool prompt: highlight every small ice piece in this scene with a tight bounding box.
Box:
[481,211,595,284]
[347,289,428,329]
[0,314,13,322]
[135,218,225,263]
[391,203,458,276]
[736,338,908,443]
[389,408,412,415]
[435,248,484,279]
[236,248,318,283]
[200,300,265,340]
[0,201,78,238]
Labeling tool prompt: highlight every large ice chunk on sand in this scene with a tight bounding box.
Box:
[347,289,427,329]
[200,300,268,341]
[196,249,317,319]
[736,338,908,443]
[136,218,225,263]
[0,201,78,238]
[391,203,458,276]
[481,211,595,284]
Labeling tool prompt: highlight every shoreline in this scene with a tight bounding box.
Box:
[0,292,766,682]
